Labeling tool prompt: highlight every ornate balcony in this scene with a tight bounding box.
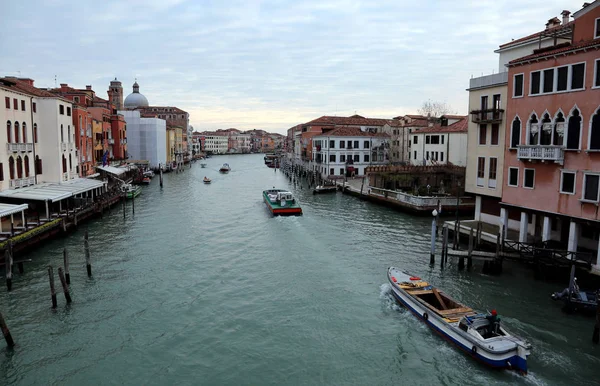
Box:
[6,143,33,153]
[470,109,504,124]
[517,145,564,164]
[9,176,35,189]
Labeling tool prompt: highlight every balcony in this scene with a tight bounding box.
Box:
[517,145,564,164]
[470,109,504,124]
[68,142,75,151]
[6,143,33,153]
[62,172,69,182]
[61,143,67,151]
[9,176,35,189]
[108,138,115,144]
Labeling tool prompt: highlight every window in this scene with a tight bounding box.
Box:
[329,154,336,162]
[524,169,535,189]
[571,63,585,90]
[477,157,485,186]
[74,96,80,103]
[340,154,346,162]
[6,121,11,143]
[413,151,417,160]
[508,167,519,187]
[353,154,359,162]
[14,122,19,143]
[441,135,444,144]
[22,123,26,143]
[489,158,497,180]
[595,59,600,88]
[32,102,36,113]
[560,171,576,194]
[479,124,487,145]
[591,109,600,150]
[4,97,9,109]
[481,95,488,111]
[413,136,417,145]
[430,135,440,144]
[0,163,3,181]
[596,18,600,39]
[426,151,429,160]
[566,109,581,150]
[354,140,359,148]
[67,106,71,116]
[426,135,430,144]
[364,154,369,162]
[364,140,369,149]
[329,140,335,148]
[531,71,541,95]
[583,174,600,201]
[330,168,334,175]
[491,124,499,145]
[20,100,25,111]
[514,74,524,97]
[346,140,351,148]
[557,66,568,91]
[543,69,554,93]
[528,114,539,145]
[340,168,344,175]
[493,94,501,110]
[340,141,345,149]
[8,157,14,180]
[440,152,444,162]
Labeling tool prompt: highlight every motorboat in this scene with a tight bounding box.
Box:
[219,163,231,173]
[263,188,302,216]
[203,177,211,184]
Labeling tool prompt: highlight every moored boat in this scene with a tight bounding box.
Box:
[143,170,155,178]
[201,163,207,168]
[121,184,142,199]
[203,176,211,184]
[313,183,337,195]
[141,177,151,185]
[263,188,302,216]
[219,163,231,173]
[387,267,530,373]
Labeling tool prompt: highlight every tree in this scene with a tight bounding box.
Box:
[418,100,456,119]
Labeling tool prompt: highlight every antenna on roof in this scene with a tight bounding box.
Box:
[54,75,57,88]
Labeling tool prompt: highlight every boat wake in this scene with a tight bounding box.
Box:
[380,283,401,312]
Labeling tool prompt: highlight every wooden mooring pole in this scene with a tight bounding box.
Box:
[5,241,13,291]
[0,311,15,348]
[593,289,600,344]
[58,267,72,304]
[63,248,70,285]
[159,167,164,188]
[467,227,473,270]
[85,230,92,277]
[430,213,437,265]
[132,190,135,215]
[48,266,57,308]
[441,224,448,268]
[122,192,126,219]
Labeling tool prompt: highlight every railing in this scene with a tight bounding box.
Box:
[370,187,471,209]
[61,143,67,151]
[517,145,564,164]
[108,138,115,144]
[62,172,68,182]
[6,143,33,153]
[503,239,594,268]
[470,109,504,123]
[68,142,74,151]
[488,178,497,188]
[9,176,35,188]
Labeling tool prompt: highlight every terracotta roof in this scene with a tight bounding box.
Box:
[0,77,58,98]
[314,126,390,138]
[508,38,600,65]
[498,21,574,49]
[137,106,188,114]
[442,114,467,120]
[305,115,389,127]
[414,117,468,134]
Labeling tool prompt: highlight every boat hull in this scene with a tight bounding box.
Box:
[387,268,528,373]
[263,193,302,216]
[313,186,337,195]
[125,187,142,199]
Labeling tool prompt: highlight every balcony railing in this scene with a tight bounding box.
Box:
[517,145,564,164]
[470,109,504,124]
[62,172,69,182]
[61,143,67,151]
[68,142,74,151]
[9,176,35,189]
[6,143,33,153]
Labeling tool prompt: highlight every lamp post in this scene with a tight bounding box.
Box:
[430,209,438,265]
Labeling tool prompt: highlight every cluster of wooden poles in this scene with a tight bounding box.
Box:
[0,230,94,349]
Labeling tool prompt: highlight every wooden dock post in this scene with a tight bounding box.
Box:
[593,289,600,344]
[85,230,92,277]
[5,241,13,292]
[58,268,72,304]
[132,190,135,215]
[122,192,126,219]
[430,211,437,265]
[0,311,15,348]
[63,248,70,285]
[476,222,482,247]
[443,224,449,264]
[453,221,458,250]
[48,266,57,308]
[159,167,163,188]
[467,227,473,270]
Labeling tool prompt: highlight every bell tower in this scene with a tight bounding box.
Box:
[107,78,123,110]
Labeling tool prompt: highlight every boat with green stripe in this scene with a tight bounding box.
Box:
[263,189,302,216]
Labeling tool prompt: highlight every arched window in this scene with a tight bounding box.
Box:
[540,113,552,145]
[6,121,11,143]
[554,112,565,146]
[33,123,38,143]
[62,155,67,173]
[24,155,29,177]
[67,125,71,143]
[528,114,539,145]
[8,157,14,180]
[22,122,27,143]
[16,156,22,179]
[61,124,64,142]
[567,109,581,150]
[35,155,42,175]
[69,154,72,170]
[14,121,20,143]
[590,108,600,150]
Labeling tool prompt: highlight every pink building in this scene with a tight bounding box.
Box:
[501,2,600,267]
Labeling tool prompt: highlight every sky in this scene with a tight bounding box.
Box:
[0,0,585,134]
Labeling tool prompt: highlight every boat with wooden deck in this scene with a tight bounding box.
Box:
[313,181,337,195]
[263,189,302,216]
[387,267,530,373]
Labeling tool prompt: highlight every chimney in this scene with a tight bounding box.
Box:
[86,85,92,90]
[60,83,68,88]
[582,2,590,8]
[546,17,561,29]
[18,78,35,86]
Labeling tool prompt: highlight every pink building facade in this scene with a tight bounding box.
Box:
[501,2,600,267]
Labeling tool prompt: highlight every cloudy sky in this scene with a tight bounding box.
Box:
[0,0,583,133]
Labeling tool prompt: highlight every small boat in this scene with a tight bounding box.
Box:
[201,163,207,168]
[387,267,530,373]
[141,177,151,185]
[551,284,598,314]
[219,163,231,173]
[313,182,337,195]
[143,170,155,178]
[263,188,302,216]
[121,184,142,199]
[203,177,211,184]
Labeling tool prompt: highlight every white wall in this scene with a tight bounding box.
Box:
[410,132,467,166]
[120,110,166,169]
[496,37,571,71]
[312,135,389,177]
[448,133,468,166]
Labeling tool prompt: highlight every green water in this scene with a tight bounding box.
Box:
[0,154,598,385]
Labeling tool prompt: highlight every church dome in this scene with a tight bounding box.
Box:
[124,81,149,108]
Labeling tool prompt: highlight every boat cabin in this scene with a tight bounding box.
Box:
[266,190,295,205]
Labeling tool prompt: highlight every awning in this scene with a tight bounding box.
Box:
[87,173,100,178]
[96,165,126,176]
[0,179,107,202]
[0,203,28,218]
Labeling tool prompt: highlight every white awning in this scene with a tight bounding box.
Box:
[0,179,107,202]
[87,173,100,178]
[96,165,126,176]
[0,203,28,218]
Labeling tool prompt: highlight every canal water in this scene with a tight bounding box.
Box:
[0,154,598,386]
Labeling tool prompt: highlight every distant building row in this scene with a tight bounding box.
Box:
[192,128,285,155]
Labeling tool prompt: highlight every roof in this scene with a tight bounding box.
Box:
[137,106,188,114]
[0,179,106,202]
[497,21,574,50]
[0,203,29,218]
[314,126,390,138]
[96,165,126,176]
[414,117,468,134]
[0,77,61,98]
[508,38,600,65]
[305,115,389,127]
